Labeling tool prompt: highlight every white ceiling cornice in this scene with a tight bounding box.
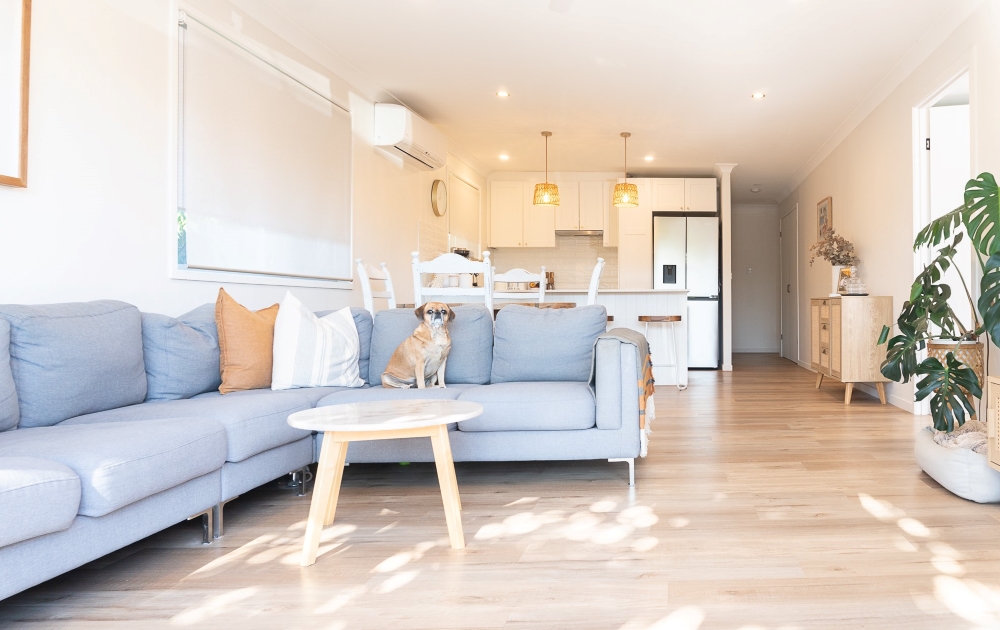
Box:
[778,0,983,202]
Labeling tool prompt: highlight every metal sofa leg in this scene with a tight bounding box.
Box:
[213,496,239,539]
[608,458,635,487]
[187,508,213,544]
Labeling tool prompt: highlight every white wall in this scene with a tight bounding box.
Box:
[732,204,780,352]
[778,3,1000,411]
[0,0,484,315]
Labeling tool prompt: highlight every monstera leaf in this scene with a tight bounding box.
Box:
[978,252,1000,340]
[915,353,982,432]
[914,203,965,251]
[880,319,923,383]
[963,172,1000,257]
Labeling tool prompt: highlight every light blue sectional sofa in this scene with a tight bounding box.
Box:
[0,300,643,601]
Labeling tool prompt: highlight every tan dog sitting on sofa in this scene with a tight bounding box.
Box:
[382,302,455,389]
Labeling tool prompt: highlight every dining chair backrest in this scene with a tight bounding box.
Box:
[587,257,606,306]
[493,267,546,303]
[356,259,397,314]
[412,251,493,313]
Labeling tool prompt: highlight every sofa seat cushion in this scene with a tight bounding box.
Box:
[0,300,147,427]
[491,305,607,383]
[317,384,475,407]
[369,306,493,386]
[456,382,596,432]
[63,389,322,463]
[0,419,226,517]
[0,457,81,547]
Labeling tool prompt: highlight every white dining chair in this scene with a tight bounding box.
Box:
[412,251,493,313]
[587,257,606,306]
[493,267,546,303]
[356,259,397,314]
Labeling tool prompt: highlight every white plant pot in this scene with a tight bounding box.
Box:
[831,265,844,296]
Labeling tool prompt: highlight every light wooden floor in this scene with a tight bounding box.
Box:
[3,354,999,629]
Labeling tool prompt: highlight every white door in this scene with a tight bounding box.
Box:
[555,180,580,231]
[780,207,798,362]
[651,179,686,212]
[685,178,718,212]
[686,216,720,297]
[489,181,523,247]
[653,216,686,290]
[579,181,604,230]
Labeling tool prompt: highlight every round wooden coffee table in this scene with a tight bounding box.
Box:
[287,399,483,566]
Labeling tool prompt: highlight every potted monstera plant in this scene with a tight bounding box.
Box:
[878,172,999,433]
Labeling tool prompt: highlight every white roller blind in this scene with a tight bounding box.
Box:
[179,14,352,281]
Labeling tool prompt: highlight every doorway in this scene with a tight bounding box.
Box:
[780,205,799,363]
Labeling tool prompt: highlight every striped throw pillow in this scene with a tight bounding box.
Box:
[271,293,363,390]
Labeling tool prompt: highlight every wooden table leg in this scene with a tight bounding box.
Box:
[430,425,465,549]
[876,382,887,405]
[815,372,824,389]
[301,436,347,567]
[844,383,854,405]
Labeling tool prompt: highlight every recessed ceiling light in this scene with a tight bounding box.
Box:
[750,187,761,193]
[499,154,509,161]
[751,92,766,99]
[496,90,510,98]
[644,155,654,161]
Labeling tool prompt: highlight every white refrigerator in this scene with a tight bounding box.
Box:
[653,216,720,369]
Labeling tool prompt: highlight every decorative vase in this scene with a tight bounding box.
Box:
[831,265,844,296]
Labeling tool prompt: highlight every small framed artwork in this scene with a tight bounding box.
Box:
[817,196,833,240]
[0,0,31,188]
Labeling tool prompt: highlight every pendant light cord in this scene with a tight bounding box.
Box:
[623,135,627,181]
[545,134,549,184]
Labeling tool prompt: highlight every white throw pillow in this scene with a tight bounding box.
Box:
[271,293,363,390]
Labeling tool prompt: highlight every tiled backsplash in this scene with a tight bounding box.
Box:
[490,235,619,290]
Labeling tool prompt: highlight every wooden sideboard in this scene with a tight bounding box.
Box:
[810,296,893,404]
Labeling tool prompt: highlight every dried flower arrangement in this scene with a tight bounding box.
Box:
[809,229,860,266]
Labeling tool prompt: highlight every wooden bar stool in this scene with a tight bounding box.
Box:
[638,315,685,391]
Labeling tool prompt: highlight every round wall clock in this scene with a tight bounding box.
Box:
[431,179,448,217]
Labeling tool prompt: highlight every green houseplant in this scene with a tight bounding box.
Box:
[878,173,999,432]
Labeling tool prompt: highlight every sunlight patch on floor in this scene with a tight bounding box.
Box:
[169,587,260,626]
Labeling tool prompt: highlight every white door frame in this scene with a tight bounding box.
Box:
[779,204,799,363]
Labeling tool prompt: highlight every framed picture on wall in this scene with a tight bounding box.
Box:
[817,196,833,240]
[0,0,31,188]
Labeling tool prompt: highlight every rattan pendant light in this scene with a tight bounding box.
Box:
[532,131,560,206]
[613,132,639,208]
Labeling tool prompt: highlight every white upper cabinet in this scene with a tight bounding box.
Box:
[648,177,718,213]
[685,178,718,212]
[617,205,653,289]
[489,181,524,247]
[523,189,556,247]
[651,178,686,212]
[579,181,604,230]
[602,181,618,247]
[555,181,580,230]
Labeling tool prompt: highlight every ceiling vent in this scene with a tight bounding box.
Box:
[374,103,447,170]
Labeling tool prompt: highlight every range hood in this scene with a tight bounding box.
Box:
[555,229,603,236]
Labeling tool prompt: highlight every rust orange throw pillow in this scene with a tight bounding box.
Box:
[215,288,280,394]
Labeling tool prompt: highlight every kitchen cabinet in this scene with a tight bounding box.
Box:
[555,181,580,231]
[488,181,555,248]
[555,181,603,231]
[617,178,652,289]
[602,181,618,247]
[647,177,718,213]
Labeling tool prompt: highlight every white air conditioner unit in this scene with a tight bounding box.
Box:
[373,103,447,170]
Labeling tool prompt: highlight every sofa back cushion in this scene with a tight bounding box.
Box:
[316,307,372,385]
[0,300,147,427]
[491,305,607,383]
[142,304,221,401]
[0,320,18,432]
[369,305,493,385]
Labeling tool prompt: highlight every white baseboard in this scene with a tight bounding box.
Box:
[733,348,780,353]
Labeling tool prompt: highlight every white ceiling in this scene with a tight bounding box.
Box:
[263,0,961,203]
